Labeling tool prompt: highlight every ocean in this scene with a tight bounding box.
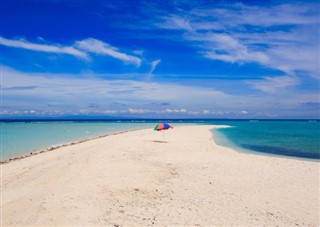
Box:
[1,119,319,161]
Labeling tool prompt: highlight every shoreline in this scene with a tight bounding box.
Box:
[2,124,319,164]
[0,124,209,164]
[212,129,320,163]
[211,126,320,162]
[1,125,319,226]
[0,128,147,164]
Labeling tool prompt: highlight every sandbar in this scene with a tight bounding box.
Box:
[1,125,319,226]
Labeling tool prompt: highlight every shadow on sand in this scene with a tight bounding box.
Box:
[152,140,168,143]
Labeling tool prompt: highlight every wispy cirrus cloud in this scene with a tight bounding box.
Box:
[189,3,319,28]
[0,36,142,66]
[149,59,161,74]
[155,2,319,78]
[75,38,142,66]
[0,36,89,60]
[248,76,299,93]
[188,33,269,64]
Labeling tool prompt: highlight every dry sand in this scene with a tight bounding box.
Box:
[1,125,319,226]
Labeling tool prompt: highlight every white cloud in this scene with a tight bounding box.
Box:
[0,36,89,60]
[127,108,149,114]
[198,33,269,64]
[164,108,187,113]
[0,36,143,67]
[2,66,319,118]
[75,38,142,66]
[249,76,299,93]
[190,3,319,28]
[203,109,210,115]
[149,59,161,74]
[1,65,229,110]
[240,110,248,115]
[156,3,319,78]
[23,110,36,114]
[158,16,193,31]
[102,110,119,114]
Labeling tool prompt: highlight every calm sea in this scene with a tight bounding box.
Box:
[206,120,320,160]
[0,121,155,160]
[1,119,319,161]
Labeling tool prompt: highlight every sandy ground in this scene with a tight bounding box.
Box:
[1,125,319,226]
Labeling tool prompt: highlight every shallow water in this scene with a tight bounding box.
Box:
[1,119,319,160]
[208,120,320,160]
[0,121,155,160]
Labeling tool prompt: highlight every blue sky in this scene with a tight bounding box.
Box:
[1,0,319,119]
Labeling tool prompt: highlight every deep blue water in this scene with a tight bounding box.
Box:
[1,119,319,160]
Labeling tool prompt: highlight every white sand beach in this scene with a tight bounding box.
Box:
[1,125,319,226]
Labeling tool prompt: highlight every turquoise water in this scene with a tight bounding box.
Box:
[1,120,319,161]
[206,120,320,160]
[1,121,155,160]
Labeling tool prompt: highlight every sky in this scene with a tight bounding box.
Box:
[0,0,319,119]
